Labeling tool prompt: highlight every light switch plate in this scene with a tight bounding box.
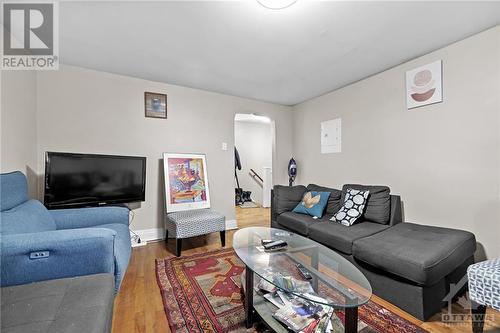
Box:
[221,142,228,151]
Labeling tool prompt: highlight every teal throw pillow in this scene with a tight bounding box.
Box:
[292,191,330,218]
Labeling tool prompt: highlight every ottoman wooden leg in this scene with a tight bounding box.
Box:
[220,230,226,247]
[176,238,182,257]
[471,301,486,333]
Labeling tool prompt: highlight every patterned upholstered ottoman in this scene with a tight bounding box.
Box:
[165,209,226,257]
[467,259,500,333]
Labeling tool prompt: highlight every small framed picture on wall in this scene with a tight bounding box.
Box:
[406,60,443,109]
[144,92,167,118]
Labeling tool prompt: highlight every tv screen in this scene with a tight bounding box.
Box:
[44,152,146,209]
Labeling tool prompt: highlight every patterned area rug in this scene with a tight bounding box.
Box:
[155,248,428,333]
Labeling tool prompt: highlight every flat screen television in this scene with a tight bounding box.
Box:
[44,152,146,209]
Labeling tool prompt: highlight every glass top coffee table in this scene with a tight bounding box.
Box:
[233,227,372,333]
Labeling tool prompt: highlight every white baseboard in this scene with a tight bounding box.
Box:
[133,228,166,242]
[132,220,238,243]
[226,219,238,230]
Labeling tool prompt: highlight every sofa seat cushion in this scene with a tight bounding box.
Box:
[352,223,476,286]
[277,212,319,236]
[1,273,114,333]
[97,223,132,290]
[308,221,389,255]
[0,200,57,235]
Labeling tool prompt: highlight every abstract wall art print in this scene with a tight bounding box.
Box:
[406,60,443,109]
[163,153,210,212]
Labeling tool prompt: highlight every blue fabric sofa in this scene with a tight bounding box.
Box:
[0,171,131,292]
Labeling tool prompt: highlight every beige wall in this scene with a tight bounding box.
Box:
[0,71,38,198]
[2,28,498,256]
[497,27,500,259]
[292,26,500,259]
[36,65,293,232]
[234,120,273,204]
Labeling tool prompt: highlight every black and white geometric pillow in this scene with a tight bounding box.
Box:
[331,189,369,226]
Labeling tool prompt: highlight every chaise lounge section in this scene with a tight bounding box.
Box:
[1,273,115,333]
[271,183,476,320]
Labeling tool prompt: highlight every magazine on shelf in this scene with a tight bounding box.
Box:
[314,307,334,333]
[265,289,335,332]
[263,292,285,308]
[255,270,336,332]
[272,273,315,295]
[272,292,330,332]
[258,275,278,293]
[273,303,317,332]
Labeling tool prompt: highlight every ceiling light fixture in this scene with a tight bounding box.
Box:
[257,0,298,10]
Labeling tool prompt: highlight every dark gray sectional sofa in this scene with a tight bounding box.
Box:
[1,274,115,333]
[271,184,476,321]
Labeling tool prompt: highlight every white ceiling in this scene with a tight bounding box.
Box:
[60,1,500,106]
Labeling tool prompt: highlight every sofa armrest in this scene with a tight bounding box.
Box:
[389,195,403,226]
[50,206,130,230]
[1,228,116,287]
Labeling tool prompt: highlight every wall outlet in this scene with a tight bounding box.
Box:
[221,142,228,151]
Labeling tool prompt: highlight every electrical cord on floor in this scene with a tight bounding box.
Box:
[126,206,141,244]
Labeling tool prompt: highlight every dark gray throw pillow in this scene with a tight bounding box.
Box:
[307,184,342,215]
[273,185,307,215]
[341,184,391,224]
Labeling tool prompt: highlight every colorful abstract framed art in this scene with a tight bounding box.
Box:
[163,153,211,212]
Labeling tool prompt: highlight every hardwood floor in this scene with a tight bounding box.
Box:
[112,207,500,333]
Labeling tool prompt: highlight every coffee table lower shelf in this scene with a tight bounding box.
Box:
[253,290,290,333]
[244,265,359,333]
[249,290,359,333]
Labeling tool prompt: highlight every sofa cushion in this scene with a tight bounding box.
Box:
[352,223,477,286]
[308,220,389,255]
[292,191,330,218]
[277,211,318,236]
[0,172,28,211]
[274,185,307,215]
[342,184,391,224]
[307,184,342,215]
[0,200,57,235]
[1,274,114,333]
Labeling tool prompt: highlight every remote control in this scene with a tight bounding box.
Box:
[263,240,288,251]
[261,239,274,246]
[296,263,312,280]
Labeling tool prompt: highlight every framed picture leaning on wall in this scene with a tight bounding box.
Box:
[163,153,211,212]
